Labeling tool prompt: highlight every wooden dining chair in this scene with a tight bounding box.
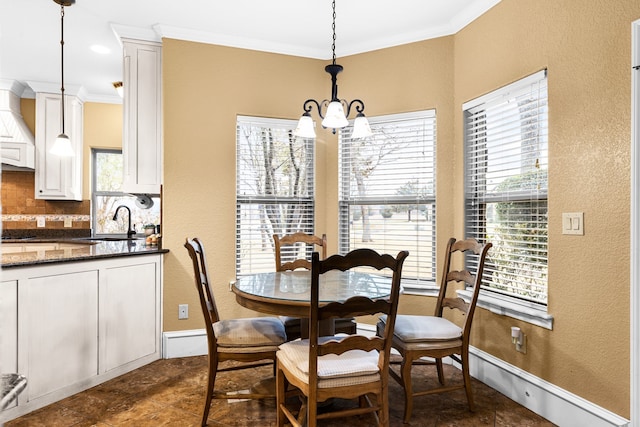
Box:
[184,237,287,427]
[273,232,356,339]
[274,232,327,272]
[276,248,409,427]
[377,237,492,423]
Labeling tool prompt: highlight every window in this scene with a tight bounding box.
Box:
[464,70,550,326]
[236,116,314,275]
[92,149,161,236]
[339,111,436,288]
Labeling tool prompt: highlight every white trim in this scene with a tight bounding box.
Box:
[162,329,208,358]
[630,18,640,427]
[469,347,629,427]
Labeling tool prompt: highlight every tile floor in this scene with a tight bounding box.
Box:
[5,355,556,426]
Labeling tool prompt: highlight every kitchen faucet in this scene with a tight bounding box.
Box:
[112,205,136,238]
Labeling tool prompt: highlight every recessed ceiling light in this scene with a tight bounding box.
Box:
[90,45,111,54]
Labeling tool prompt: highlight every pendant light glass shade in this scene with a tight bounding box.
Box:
[294,113,316,138]
[351,113,373,139]
[51,133,74,156]
[321,101,349,129]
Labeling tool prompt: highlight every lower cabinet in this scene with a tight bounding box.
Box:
[103,262,158,371]
[0,254,163,423]
[24,271,99,401]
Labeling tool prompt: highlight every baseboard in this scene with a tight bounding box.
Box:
[163,326,629,427]
[468,347,629,427]
[162,329,207,358]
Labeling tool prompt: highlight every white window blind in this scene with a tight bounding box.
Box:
[339,110,436,285]
[236,116,315,275]
[464,70,548,305]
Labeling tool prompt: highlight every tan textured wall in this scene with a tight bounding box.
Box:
[82,102,123,200]
[452,0,638,417]
[161,40,328,333]
[161,0,637,418]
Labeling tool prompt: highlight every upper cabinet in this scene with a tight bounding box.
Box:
[34,92,83,201]
[122,39,162,196]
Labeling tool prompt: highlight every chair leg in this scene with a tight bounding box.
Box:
[379,388,390,427]
[400,356,414,424]
[461,349,475,411]
[435,357,445,385]
[307,395,318,427]
[201,354,218,426]
[276,362,286,427]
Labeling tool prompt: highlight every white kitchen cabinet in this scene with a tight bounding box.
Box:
[0,254,162,423]
[22,271,99,401]
[34,92,83,200]
[0,280,18,410]
[102,261,159,371]
[122,39,162,195]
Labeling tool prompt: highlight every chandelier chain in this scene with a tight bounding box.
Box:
[59,3,66,133]
[331,0,336,65]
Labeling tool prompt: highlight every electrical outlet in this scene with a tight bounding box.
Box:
[178,304,189,320]
[516,333,527,353]
[64,217,73,227]
[36,216,45,228]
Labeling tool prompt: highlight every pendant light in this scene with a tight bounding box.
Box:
[293,0,373,139]
[49,0,75,157]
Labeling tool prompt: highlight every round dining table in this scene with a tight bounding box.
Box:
[232,269,393,319]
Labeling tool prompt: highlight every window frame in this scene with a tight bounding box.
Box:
[91,148,161,238]
[462,69,553,329]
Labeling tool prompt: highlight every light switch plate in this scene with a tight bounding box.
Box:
[64,217,73,228]
[562,212,584,235]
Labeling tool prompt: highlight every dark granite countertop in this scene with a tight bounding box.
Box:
[1,238,169,268]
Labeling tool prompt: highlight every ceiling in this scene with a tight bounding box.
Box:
[0,0,500,103]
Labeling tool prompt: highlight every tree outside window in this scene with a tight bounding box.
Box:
[92,149,161,236]
[236,117,314,275]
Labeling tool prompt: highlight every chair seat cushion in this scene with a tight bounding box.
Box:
[277,335,381,388]
[214,317,286,348]
[380,314,462,342]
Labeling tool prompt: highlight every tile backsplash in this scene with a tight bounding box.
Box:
[1,171,91,237]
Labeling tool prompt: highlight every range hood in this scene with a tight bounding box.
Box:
[0,80,35,170]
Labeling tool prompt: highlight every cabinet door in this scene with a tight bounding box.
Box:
[103,261,158,371]
[34,92,83,201]
[122,40,162,195]
[23,271,99,401]
[0,280,18,408]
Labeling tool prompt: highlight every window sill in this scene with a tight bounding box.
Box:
[457,289,553,330]
[401,279,440,297]
[400,281,553,330]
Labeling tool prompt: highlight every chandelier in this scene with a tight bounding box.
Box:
[50,0,75,157]
[294,0,373,139]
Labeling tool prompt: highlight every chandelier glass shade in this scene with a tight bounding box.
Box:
[293,0,373,139]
